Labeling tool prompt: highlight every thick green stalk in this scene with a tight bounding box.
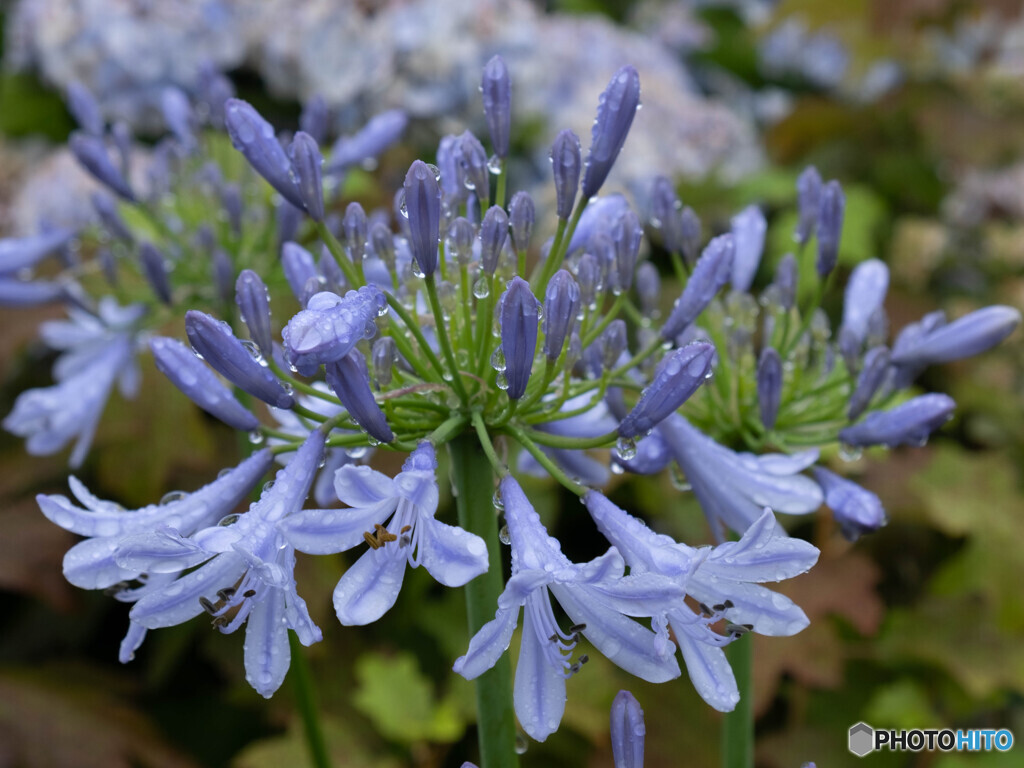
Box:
[449,433,518,768]
[721,638,753,768]
[289,631,332,768]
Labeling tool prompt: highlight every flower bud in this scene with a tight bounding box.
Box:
[342,202,368,265]
[0,229,76,274]
[69,132,135,201]
[447,217,475,266]
[281,242,319,303]
[289,131,325,221]
[612,209,642,293]
[220,183,243,237]
[550,129,582,219]
[185,310,295,408]
[160,86,195,149]
[224,99,305,210]
[618,342,714,438]
[212,248,234,303]
[282,285,386,375]
[794,165,822,244]
[660,234,734,340]
[150,337,259,431]
[813,467,887,541]
[319,246,346,294]
[458,131,490,203]
[890,305,1020,367]
[327,110,407,173]
[635,261,660,317]
[816,180,845,277]
[847,346,890,421]
[576,252,602,308]
[601,319,628,370]
[839,393,955,448]
[139,242,172,305]
[679,206,702,266]
[543,270,580,361]
[299,94,329,145]
[403,160,441,277]
[276,199,302,249]
[610,691,645,768]
[757,346,782,430]
[730,204,766,292]
[582,66,641,199]
[508,191,535,254]
[325,350,394,443]
[649,175,682,253]
[235,269,274,356]
[67,82,104,136]
[479,205,509,275]
[841,259,889,346]
[197,62,235,127]
[773,253,798,310]
[481,54,511,158]
[499,277,540,399]
[370,221,396,269]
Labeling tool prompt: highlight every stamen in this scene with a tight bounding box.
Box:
[217,587,236,601]
[363,531,381,549]
[374,523,397,544]
[723,599,734,609]
[243,589,256,598]
[400,525,412,534]
[698,602,712,616]
[199,596,217,614]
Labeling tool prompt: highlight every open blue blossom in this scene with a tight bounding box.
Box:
[118,431,326,697]
[454,476,682,742]
[279,442,488,626]
[585,496,818,712]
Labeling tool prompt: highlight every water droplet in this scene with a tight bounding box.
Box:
[473,276,490,299]
[347,445,369,460]
[610,461,624,475]
[838,443,862,462]
[669,464,691,491]
[487,154,502,175]
[241,339,263,363]
[218,513,240,527]
[160,490,188,505]
[262,480,276,493]
[514,733,528,755]
[492,490,505,511]
[495,371,509,390]
[615,436,637,461]
[218,468,233,478]
[426,163,442,182]
[490,347,506,372]
[499,525,511,545]
[248,430,265,445]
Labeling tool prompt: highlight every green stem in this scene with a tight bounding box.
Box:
[721,637,753,768]
[495,160,508,209]
[289,631,332,768]
[425,274,471,403]
[448,433,518,768]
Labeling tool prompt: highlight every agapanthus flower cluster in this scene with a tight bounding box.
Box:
[12,56,1018,750]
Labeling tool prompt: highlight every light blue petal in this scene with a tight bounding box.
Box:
[552,583,680,683]
[416,518,489,587]
[497,569,553,609]
[392,468,438,513]
[686,578,809,637]
[118,621,148,663]
[700,509,819,583]
[575,571,686,616]
[333,464,396,508]
[114,527,210,573]
[514,598,567,742]
[333,545,407,625]
[131,553,246,629]
[278,500,395,554]
[244,587,291,698]
[573,547,625,584]
[62,536,133,589]
[453,606,520,680]
[669,611,739,712]
[283,550,323,646]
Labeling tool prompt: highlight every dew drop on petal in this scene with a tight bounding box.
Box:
[498,524,511,545]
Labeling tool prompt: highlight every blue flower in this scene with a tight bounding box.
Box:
[585,494,818,711]
[118,431,327,697]
[812,467,887,540]
[730,205,766,292]
[454,476,681,742]
[279,443,488,626]
[839,393,955,448]
[657,414,823,537]
[327,110,407,173]
[610,691,645,768]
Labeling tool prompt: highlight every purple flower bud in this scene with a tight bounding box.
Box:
[281,242,320,303]
[289,131,325,221]
[847,346,890,421]
[508,191,535,254]
[0,278,66,305]
[299,94,329,145]
[567,194,630,254]
[69,132,134,201]
[757,347,782,430]
[212,248,234,303]
[500,276,540,399]
[582,66,641,199]
[197,63,235,128]
[679,206,702,266]
[794,166,822,244]
[319,247,346,294]
[161,87,195,149]
[610,691,645,768]
[730,204,766,292]
[612,209,642,292]
[774,253,798,310]
[325,350,393,443]
[551,129,582,219]
[327,110,407,173]
[150,337,259,431]
[282,285,387,374]
[370,222,396,269]
[890,306,1020,367]
[448,217,475,266]
[812,467,887,541]
[649,176,683,253]
[591,232,616,293]
[661,234,735,340]
[342,202,368,265]
[224,99,305,210]
[404,160,442,277]
[481,54,511,158]
[372,336,397,388]
[576,252,601,308]
[601,319,628,370]
[185,310,295,408]
[435,134,465,199]
[619,342,714,438]
[0,228,77,273]
[139,242,172,304]
[216,183,243,237]
[67,82,104,136]
[276,200,302,249]
[235,269,274,356]
[543,270,580,361]
[839,393,955,448]
[458,131,490,203]
[635,261,660,317]
[479,205,509,275]
[816,180,845,277]
[841,259,889,346]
